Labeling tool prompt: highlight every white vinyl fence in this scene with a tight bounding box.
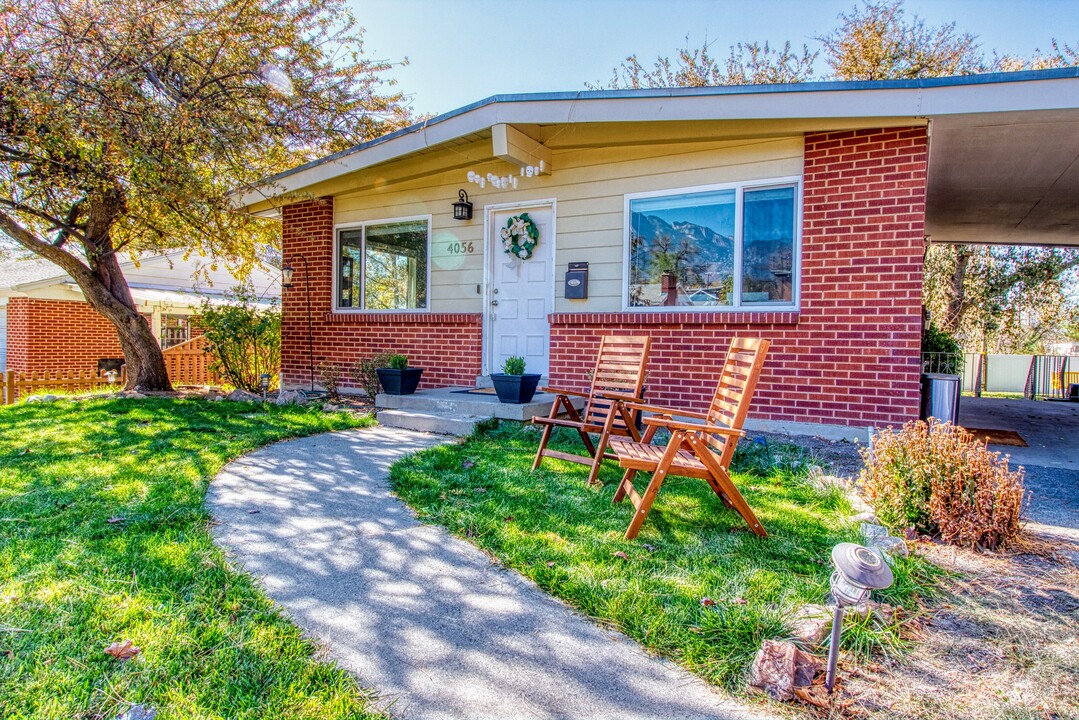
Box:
[925,352,1079,398]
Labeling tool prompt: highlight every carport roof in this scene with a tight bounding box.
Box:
[240,68,1079,247]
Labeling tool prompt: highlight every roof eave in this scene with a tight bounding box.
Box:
[237,68,1079,211]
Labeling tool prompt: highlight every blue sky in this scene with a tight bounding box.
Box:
[349,0,1079,117]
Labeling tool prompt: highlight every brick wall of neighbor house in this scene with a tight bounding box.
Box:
[4,297,125,372]
[550,127,928,428]
[279,197,483,391]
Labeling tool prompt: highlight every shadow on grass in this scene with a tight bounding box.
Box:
[0,397,378,720]
[390,421,939,689]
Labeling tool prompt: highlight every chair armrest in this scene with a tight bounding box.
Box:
[623,401,709,420]
[541,386,590,398]
[595,390,645,403]
[642,416,745,437]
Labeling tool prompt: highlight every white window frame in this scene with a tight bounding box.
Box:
[622,176,802,312]
[333,214,433,313]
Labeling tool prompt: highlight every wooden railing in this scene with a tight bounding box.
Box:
[2,336,219,404]
[3,369,124,404]
[162,335,217,386]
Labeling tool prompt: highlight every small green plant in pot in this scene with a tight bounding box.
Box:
[375,353,424,395]
[490,355,541,404]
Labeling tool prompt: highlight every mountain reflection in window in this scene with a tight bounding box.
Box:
[628,184,796,308]
[742,187,795,304]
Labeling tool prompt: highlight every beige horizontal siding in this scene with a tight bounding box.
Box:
[333,134,803,313]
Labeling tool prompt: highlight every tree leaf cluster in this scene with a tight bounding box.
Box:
[197,284,281,392]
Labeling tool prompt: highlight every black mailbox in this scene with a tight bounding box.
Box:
[565,262,588,300]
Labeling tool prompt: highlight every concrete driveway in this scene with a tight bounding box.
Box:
[959,397,1079,557]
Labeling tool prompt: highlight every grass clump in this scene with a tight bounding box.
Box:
[0,397,378,720]
[390,422,937,690]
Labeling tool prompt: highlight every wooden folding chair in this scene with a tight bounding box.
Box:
[531,335,651,485]
[608,337,771,540]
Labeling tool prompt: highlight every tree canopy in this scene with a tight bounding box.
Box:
[0,0,412,388]
[595,0,1079,353]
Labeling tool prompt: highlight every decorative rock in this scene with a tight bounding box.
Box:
[847,600,897,626]
[870,534,910,560]
[860,522,890,541]
[789,604,833,647]
[747,639,821,701]
[225,389,262,402]
[851,511,879,524]
[114,704,157,720]
[26,394,59,404]
[275,390,305,406]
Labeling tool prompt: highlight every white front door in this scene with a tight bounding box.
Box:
[487,203,554,376]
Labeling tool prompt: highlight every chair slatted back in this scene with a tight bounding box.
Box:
[704,337,771,466]
[583,336,651,430]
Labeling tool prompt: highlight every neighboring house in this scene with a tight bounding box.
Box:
[0,253,278,373]
[239,68,1079,432]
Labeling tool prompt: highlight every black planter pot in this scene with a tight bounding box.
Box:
[376,367,424,395]
[490,373,541,404]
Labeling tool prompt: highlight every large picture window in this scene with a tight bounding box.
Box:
[336,217,430,311]
[625,180,799,310]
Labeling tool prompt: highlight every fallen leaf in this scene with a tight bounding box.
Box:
[546,561,556,568]
[700,597,717,607]
[18,449,29,455]
[461,459,475,469]
[612,551,629,561]
[794,685,834,709]
[104,640,141,661]
[642,543,656,552]
[106,516,124,524]
[503,516,514,523]
[733,597,748,605]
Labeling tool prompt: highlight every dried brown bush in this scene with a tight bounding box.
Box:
[316,362,341,400]
[349,353,390,399]
[860,421,1028,551]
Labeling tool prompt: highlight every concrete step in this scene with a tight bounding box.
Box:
[376,386,581,422]
[376,408,482,436]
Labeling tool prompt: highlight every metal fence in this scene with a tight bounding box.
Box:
[920,352,1079,399]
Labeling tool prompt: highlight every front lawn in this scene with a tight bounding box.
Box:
[391,422,938,690]
[0,398,378,720]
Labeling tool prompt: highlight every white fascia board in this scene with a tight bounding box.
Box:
[238,74,1079,208]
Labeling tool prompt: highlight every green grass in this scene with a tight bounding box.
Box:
[0,397,378,720]
[391,422,939,690]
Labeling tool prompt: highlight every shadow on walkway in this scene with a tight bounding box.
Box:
[208,427,773,720]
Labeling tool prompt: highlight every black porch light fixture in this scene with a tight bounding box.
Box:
[281,254,315,393]
[452,189,473,220]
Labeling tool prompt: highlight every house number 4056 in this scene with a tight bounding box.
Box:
[447,241,474,254]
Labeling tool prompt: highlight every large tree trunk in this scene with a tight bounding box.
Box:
[942,245,971,333]
[79,254,173,392]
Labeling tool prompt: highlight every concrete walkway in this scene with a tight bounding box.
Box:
[208,427,773,720]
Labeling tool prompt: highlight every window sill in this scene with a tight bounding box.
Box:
[324,311,482,324]
[549,310,800,326]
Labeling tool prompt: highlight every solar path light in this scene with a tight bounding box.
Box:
[825,542,894,693]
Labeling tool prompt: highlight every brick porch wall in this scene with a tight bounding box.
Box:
[279,198,482,391]
[550,127,928,427]
[4,296,125,373]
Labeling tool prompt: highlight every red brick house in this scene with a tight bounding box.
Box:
[0,253,277,374]
[240,69,1079,433]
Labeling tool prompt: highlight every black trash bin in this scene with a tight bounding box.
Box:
[920,373,961,424]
